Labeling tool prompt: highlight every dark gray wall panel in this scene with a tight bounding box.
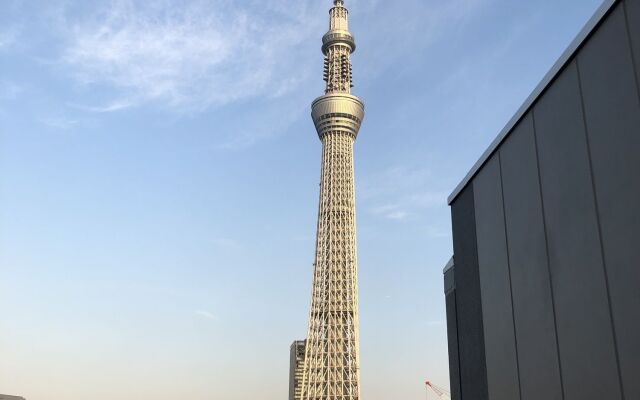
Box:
[499,114,563,400]
[533,61,622,400]
[444,267,455,295]
[625,0,640,87]
[451,187,488,400]
[577,6,640,399]
[473,155,520,400]
[446,291,462,400]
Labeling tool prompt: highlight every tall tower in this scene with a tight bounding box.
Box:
[301,1,364,400]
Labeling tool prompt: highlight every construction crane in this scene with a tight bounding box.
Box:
[425,380,451,400]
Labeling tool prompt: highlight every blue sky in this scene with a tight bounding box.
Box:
[0,0,603,399]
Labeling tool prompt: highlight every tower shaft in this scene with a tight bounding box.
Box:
[302,1,364,400]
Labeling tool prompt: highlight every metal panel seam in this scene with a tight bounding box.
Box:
[575,57,627,400]
[530,107,567,400]
[622,2,640,104]
[454,292,463,400]
[497,151,523,400]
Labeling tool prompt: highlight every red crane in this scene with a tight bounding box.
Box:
[425,380,451,400]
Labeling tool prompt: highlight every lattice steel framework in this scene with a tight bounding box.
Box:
[301,1,365,400]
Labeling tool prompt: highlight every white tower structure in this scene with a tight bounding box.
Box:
[300,1,365,399]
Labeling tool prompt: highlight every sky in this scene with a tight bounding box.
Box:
[0,0,604,399]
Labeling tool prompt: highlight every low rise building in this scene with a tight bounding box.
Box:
[289,340,306,400]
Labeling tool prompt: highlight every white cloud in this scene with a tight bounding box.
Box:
[33,0,493,151]
[386,210,409,221]
[68,99,135,113]
[426,226,449,239]
[210,237,241,250]
[371,204,410,221]
[407,191,447,209]
[22,0,492,149]
[54,0,490,109]
[194,310,218,321]
[59,0,323,111]
[40,116,79,129]
[363,166,448,221]
[0,80,22,100]
[216,99,308,150]
[0,28,17,50]
[361,167,426,199]
[353,0,492,83]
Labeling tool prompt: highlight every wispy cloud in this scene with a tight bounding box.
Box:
[194,310,218,321]
[58,0,323,112]
[354,0,493,82]
[68,99,136,113]
[210,237,241,250]
[426,226,450,239]
[48,0,492,112]
[0,80,22,100]
[0,28,18,50]
[40,115,79,130]
[361,166,434,200]
[371,205,410,221]
[1,0,493,148]
[216,99,308,150]
[363,166,448,221]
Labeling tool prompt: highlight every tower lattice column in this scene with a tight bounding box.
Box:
[302,1,365,400]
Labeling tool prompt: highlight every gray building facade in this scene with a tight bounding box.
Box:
[444,1,640,400]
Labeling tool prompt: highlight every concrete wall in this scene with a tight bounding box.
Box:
[446,1,640,399]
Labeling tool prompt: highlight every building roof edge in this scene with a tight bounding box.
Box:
[447,0,618,205]
[443,257,455,274]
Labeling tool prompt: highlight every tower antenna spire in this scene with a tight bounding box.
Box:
[322,0,355,93]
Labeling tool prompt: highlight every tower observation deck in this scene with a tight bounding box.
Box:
[301,1,365,400]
